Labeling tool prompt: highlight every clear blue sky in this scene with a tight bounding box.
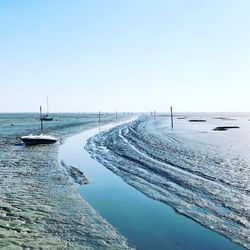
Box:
[0,0,249,112]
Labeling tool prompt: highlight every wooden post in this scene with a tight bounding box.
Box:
[98,111,101,123]
[154,110,156,120]
[40,106,43,131]
[46,96,49,116]
[170,106,173,129]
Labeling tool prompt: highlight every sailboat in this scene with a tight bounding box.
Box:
[21,106,57,145]
[41,97,53,121]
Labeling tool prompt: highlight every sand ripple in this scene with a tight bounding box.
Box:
[86,116,250,249]
[0,114,133,249]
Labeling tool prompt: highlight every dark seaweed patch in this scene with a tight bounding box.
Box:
[188,119,207,122]
[213,126,240,131]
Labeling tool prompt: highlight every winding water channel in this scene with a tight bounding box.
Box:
[58,121,243,250]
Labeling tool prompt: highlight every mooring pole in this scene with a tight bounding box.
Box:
[170,106,173,129]
[46,96,49,116]
[154,110,156,120]
[40,106,43,131]
[98,111,101,123]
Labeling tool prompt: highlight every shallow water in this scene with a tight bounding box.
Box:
[85,113,250,249]
[0,113,133,249]
[60,117,246,249]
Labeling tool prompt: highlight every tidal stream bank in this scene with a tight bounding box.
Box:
[60,117,246,250]
[0,113,133,249]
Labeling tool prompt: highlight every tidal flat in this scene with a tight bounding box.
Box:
[1,112,249,250]
[0,113,133,249]
[86,113,250,249]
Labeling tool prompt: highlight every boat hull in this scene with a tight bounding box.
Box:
[21,138,57,145]
[41,117,53,121]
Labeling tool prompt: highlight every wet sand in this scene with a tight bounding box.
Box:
[0,113,133,249]
[60,121,244,250]
[86,115,249,249]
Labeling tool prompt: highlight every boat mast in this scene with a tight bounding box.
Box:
[40,106,43,131]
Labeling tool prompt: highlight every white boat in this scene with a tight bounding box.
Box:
[21,134,57,145]
[21,106,58,145]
